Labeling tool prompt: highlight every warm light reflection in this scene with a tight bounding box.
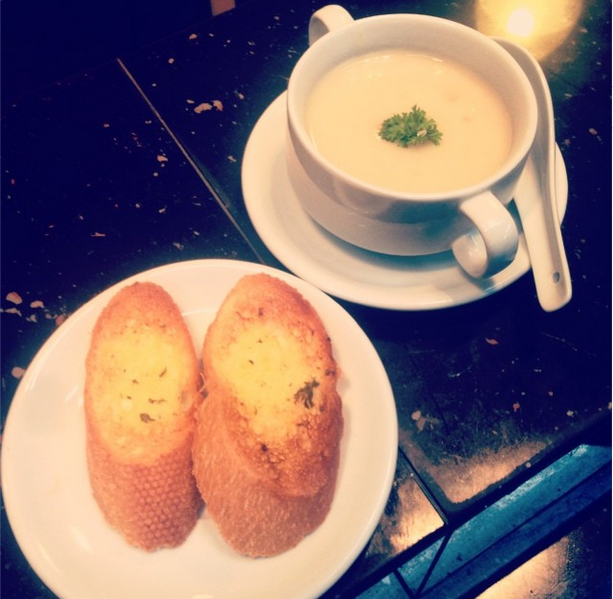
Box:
[431,441,546,504]
[392,475,444,549]
[475,0,583,59]
[369,473,444,555]
[476,537,569,598]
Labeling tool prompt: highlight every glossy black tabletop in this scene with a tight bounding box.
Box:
[1,1,611,598]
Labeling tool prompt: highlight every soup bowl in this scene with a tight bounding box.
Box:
[286,5,538,278]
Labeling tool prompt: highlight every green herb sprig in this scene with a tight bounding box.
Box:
[379,105,442,147]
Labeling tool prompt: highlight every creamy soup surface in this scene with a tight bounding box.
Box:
[305,50,513,193]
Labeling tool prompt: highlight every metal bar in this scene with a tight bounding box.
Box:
[397,444,611,598]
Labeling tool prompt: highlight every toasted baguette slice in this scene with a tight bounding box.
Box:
[85,281,203,551]
[193,273,343,556]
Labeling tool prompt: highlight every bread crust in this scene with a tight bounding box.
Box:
[86,424,203,550]
[194,274,343,556]
[85,282,203,551]
[192,390,339,557]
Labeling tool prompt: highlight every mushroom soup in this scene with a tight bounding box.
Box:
[305,50,513,194]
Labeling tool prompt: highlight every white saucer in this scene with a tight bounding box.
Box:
[242,93,568,310]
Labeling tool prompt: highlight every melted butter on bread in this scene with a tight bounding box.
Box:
[214,320,325,441]
[89,324,191,448]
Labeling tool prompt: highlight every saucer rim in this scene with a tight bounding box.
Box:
[241,92,568,311]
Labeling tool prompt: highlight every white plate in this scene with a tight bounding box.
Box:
[2,259,397,599]
[242,93,568,310]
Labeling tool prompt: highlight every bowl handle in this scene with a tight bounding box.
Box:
[451,192,519,278]
[309,5,355,46]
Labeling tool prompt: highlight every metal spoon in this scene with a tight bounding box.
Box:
[495,37,572,312]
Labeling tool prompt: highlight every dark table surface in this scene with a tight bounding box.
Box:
[1,1,611,598]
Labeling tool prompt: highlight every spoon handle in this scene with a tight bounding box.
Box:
[516,145,572,311]
[497,39,572,312]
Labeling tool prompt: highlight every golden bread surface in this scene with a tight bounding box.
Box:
[85,282,199,463]
[202,273,343,497]
[195,273,343,555]
[85,281,203,550]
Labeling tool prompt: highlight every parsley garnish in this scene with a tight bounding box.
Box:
[294,380,319,409]
[379,105,442,147]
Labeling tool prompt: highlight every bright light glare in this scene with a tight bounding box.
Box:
[474,0,584,59]
[507,8,536,37]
